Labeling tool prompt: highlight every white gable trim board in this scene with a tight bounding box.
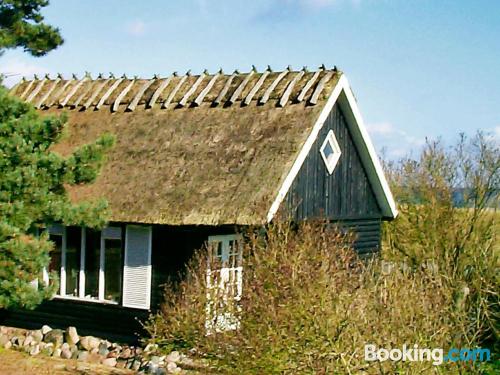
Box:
[266,74,398,222]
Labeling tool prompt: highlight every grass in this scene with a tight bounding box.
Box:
[0,348,134,375]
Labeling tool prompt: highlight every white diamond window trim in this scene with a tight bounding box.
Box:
[320,130,342,174]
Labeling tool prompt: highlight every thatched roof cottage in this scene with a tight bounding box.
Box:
[2,66,397,341]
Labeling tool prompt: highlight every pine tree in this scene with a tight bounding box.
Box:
[0,86,114,309]
[0,0,63,56]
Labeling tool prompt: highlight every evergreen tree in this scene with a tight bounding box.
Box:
[0,86,114,309]
[0,0,63,56]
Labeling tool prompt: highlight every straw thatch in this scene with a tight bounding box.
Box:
[10,67,341,225]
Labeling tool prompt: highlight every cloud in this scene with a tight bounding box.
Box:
[0,58,49,88]
[365,121,425,159]
[126,20,146,36]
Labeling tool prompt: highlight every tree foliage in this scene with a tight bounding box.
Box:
[0,87,114,309]
[0,0,63,57]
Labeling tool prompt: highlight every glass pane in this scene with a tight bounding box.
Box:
[48,234,62,288]
[104,238,122,302]
[65,227,81,296]
[85,230,100,299]
[323,141,334,160]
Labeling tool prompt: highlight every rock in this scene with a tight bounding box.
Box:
[24,335,35,347]
[116,360,127,369]
[150,356,161,365]
[148,362,159,374]
[166,351,180,363]
[52,348,62,358]
[166,362,178,373]
[65,326,79,346]
[43,329,64,347]
[107,350,119,358]
[156,368,167,375]
[79,336,100,351]
[12,335,26,347]
[144,343,158,353]
[41,325,52,335]
[0,334,10,348]
[61,342,70,351]
[3,340,12,350]
[29,344,40,356]
[61,347,72,359]
[77,350,89,361]
[98,342,109,357]
[41,343,54,356]
[120,347,132,359]
[31,330,43,343]
[102,357,117,367]
[131,359,142,371]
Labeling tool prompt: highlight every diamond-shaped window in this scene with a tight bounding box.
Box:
[320,130,341,174]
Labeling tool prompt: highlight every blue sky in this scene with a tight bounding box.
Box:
[1,0,499,158]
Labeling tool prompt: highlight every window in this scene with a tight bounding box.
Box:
[46,225,124,304]
[206,234,243,334]
[319,129,342,174]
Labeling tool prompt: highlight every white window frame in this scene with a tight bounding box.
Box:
[205,234,243,334]
[319,129,342,175]
[47,225,122,305]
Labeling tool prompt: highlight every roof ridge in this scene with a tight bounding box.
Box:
[10,65,341,112]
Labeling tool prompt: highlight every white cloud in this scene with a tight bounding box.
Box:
[0,58,49,88]
[126,20,146,36]
[366,121,425,159]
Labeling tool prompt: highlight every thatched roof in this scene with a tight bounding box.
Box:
[11,66,348,225]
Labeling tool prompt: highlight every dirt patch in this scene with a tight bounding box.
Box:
[0,348,134,375]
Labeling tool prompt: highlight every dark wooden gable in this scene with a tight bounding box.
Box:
[286,103,382,221]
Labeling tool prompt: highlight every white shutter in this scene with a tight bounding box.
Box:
[123,225,152,309]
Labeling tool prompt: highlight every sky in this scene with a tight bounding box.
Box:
[1,0,499,158]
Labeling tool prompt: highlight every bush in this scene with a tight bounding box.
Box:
[383,133,499,353]
[145,132,498,373]
[146,222,472,373]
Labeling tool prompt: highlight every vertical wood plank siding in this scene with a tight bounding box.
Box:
[286,103,382,253]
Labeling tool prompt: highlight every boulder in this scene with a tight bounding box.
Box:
[43,329,64,347]
[0,334,10,348]
[52,348,62,358]
[79,336,100,351]
[41,325,52,335]
[29,344,40,356]
[65,326,79,346]
[77,350,89,361]
[11,335,26,347]
[166,351,180,363]
[166,361,178,374]
[120,347,132,359]
[102,357,117,367]
[24,335,35,347]
[41,343,54,356]
[98,342,109,357]
[31,330,43,343]
[61,347,72,359]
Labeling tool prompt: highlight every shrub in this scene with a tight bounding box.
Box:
[383,133,499,354]
[145,222,471,373]
[145,132,498,373]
